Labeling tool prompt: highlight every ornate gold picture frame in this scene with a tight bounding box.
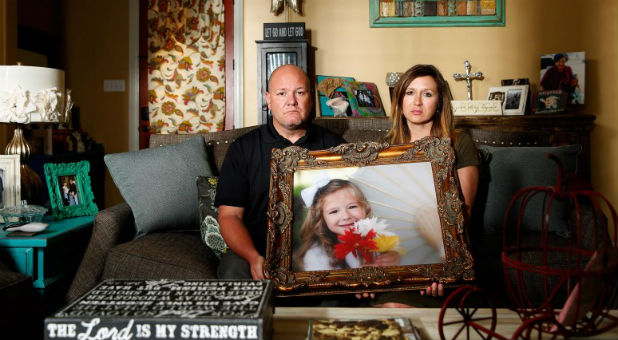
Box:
[265,138,474,296]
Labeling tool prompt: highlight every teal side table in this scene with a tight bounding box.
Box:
[0,215,94,290]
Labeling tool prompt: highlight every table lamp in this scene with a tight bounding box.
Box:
[0,65,72,203]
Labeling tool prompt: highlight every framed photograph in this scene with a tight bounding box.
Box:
[535,90,567,114]
[370,0,505,27]
[540,51,585,104]
[343,81,386,117]
[0,155,21,210]
[501,78,529,86]
[265,139,474,296]
[488,85,529,115]
[44,161,98,219]
[316,75,355,117]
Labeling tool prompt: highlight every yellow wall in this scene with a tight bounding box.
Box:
[244,0,617,209]
[62,0,129,206]
[4,0,616,209]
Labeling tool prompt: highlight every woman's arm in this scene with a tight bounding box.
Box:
[457,165,479,221]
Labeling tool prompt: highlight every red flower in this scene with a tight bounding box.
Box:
[333,229,378,263]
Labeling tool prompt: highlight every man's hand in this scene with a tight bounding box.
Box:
[219,205,264,279]
[250,255,265,280]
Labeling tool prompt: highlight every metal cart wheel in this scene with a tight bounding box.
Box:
[511,314,568,340]
[439,285,499,340]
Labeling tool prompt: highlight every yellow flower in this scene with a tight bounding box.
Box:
[374,235,399,252]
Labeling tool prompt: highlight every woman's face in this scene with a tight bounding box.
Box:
[401,75,440,134]
[321,188,367,235]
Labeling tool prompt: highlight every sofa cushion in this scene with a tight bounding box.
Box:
[474,144,581,237]
[104,135,213,238]
[197,176,228,258]
[102,232,219,279]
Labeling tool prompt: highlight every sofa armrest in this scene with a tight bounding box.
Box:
[66,203,136,302]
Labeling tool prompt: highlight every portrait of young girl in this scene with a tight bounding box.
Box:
[293,178,401,272]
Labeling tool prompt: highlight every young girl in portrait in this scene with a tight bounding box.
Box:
[293,178,400,272]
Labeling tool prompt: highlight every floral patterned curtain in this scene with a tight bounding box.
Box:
[148,0,225,133]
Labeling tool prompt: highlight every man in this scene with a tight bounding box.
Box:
[214,64,345,279]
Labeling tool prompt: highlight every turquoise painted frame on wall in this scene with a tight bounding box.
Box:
[370,0,505,27]
[44,161,98,219]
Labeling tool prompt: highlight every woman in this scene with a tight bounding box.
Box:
[376,64,479,307]
[386,64,479,220]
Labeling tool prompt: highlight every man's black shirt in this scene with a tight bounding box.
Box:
[214,118,345,255]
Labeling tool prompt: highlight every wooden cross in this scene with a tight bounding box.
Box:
[453,60,484,100]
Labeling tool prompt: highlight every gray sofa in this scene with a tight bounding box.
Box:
[66,117,603,307]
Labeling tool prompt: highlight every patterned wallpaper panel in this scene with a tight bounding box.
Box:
[148,0,225,134]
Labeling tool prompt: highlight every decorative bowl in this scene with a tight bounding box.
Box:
[0,204,48,224]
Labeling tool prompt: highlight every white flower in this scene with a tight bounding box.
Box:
[0,86,67,123]
[353,216,394,237]
[0,86,37,123]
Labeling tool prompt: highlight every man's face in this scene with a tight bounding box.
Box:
[265,65,312,132]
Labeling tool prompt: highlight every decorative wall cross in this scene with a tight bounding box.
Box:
[453,60,484,100]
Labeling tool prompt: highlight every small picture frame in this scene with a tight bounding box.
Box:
[501,78,530,86]
[0,155,21,210]
[488,85,529,115]
[343,81,386,117]
[316,75,355,117]
[535,90,567,114]
[265,139,473,296]
[44,161,98,219]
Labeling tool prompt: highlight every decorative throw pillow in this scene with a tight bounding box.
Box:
[474,144,582,237]
[197,176,228,258]
[104,136,213,238]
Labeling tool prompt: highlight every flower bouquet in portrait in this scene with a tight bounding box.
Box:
[333,217,401,266]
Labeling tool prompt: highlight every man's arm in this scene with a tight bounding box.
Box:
[218,205,264,279]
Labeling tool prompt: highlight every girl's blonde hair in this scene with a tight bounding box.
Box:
[385,64,456,144]
[293,179,371,271]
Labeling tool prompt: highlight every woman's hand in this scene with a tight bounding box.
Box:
[420,282,444,297]
[355,292,375,300]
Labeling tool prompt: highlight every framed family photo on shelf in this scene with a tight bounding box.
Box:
[44,161,98,219]
[265,139,474,296]
[343,81,386,117]
[0,155,21,210]
[316,75,355,117]
[488,85,529,115]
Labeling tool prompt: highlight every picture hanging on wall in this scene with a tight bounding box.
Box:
[539,51,585,105]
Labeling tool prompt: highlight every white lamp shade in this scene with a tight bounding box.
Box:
[0,65,71,123]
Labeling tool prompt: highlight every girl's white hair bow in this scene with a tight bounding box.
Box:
[300,173,331,207]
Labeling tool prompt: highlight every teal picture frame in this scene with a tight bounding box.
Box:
[370,0,505,27]
[44,161,98,219]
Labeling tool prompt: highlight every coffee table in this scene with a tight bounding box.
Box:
[273,307,618,340]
